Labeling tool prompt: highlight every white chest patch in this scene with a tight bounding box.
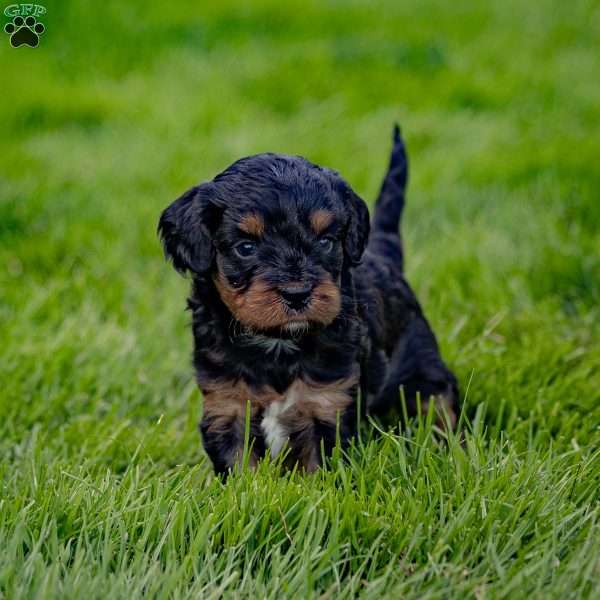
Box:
[261,386,299,457]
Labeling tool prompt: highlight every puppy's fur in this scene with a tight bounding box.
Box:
[159,126,458,475]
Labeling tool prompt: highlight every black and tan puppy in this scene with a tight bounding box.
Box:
[159,126,458,475]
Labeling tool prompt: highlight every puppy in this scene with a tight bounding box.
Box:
[159,126,458,475]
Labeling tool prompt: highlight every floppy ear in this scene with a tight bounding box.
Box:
[343,186,371,266]
[158,184,219,275]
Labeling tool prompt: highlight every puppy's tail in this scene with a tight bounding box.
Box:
[371,124,408,235]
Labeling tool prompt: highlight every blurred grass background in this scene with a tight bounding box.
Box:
[1,0,599,597]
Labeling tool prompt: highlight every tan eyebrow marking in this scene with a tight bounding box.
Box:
[238,213,264,237]
[310,209,334,234]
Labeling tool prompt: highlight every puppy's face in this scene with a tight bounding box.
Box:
[213,202,344,332]
[159,154,370,334]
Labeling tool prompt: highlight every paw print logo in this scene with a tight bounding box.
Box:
[4,15,45,47]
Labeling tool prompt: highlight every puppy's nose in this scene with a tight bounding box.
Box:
[280,285,312,310]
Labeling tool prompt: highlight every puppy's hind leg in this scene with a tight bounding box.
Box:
[369,315,459,429]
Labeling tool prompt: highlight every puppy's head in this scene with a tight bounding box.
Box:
[159,154,369,333]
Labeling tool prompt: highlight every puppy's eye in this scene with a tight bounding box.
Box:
[234,241,257,258]
[318,237,334,253]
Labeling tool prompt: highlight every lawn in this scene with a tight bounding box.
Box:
[1,0,599,597]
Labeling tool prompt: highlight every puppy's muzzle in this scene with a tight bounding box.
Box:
[279,284,313,311]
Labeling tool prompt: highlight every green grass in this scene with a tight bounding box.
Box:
[1,0,599,597]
